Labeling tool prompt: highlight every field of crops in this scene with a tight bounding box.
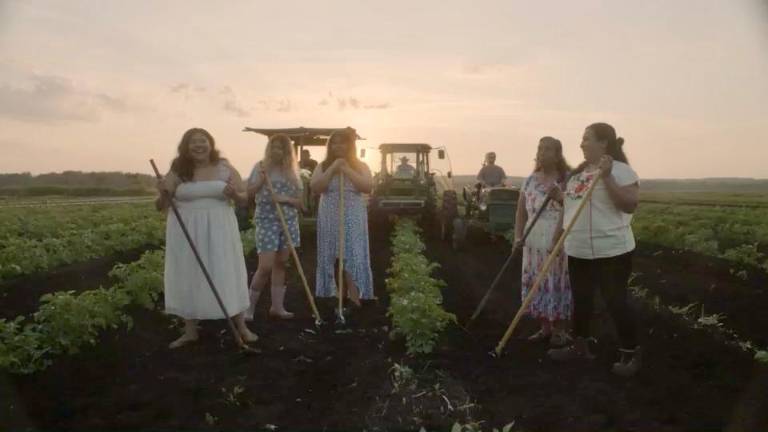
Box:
[1,193,767,431]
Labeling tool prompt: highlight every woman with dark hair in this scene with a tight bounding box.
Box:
[514,136,572,346]
[245,133,303,320]
[157,128,257,348]
[548,122,641,377]
[310,128,374,306]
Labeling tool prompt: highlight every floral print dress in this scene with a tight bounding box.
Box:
[315,170,374,299]
[520,173,572,322]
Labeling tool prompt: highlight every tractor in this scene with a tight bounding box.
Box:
[241,126,363,229]
[366,143,449,224]
[449,183,520,250]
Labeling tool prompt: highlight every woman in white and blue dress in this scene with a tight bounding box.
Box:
[245,133,303,320]
[156,128,258,349]
[310,128,374,306]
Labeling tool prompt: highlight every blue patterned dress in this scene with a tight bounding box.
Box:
[248,164,302,253]
[520,173,572,321]
[315,167,374,299]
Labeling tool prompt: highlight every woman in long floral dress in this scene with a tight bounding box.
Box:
[311,128,374,306]
[513,136,572,346]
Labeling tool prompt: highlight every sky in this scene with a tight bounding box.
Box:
[1,0,767,179]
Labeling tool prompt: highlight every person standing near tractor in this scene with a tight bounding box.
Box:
[156,128,258,349]
[245,133,304,321]
[311,128,375,307]
[299,149,318,173]
[548,122,642,377]
[477,152,507,187]
[514,136,572,347]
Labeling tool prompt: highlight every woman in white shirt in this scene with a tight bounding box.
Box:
[547,123,641,377]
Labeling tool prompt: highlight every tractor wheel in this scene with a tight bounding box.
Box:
[440,216,449,241]
[440,190,459,241]
[451,217,466,250]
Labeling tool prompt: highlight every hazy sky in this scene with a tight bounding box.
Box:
[1,0,767,178]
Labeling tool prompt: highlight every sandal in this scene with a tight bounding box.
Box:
[549,331,572,347]
[238,328,260,343]
[268,309,295,320]
[547,337,595,361]
[168,333,198,349]
[527,329,552,342]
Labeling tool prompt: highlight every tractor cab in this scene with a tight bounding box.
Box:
[369,143,444,218]
[242,126,362,228]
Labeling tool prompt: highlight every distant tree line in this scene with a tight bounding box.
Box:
[0,171,156,196]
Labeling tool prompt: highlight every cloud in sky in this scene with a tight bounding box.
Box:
[0,74,130,122]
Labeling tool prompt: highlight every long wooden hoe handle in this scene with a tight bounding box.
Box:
[468,195,553,325]
[149,159,248,349]
[262,167,323,325]
[494,171,603,356]
[337,173,346,320]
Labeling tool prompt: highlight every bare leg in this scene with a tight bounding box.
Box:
[269,249,294,319]
[169,319,199,349]
[246,252,276,319]
[527,318,552,341]
[344,271,362,307]
[550,319,571,346]
[234,313,259,342]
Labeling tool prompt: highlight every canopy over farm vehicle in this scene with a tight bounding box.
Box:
[242,126,363,228]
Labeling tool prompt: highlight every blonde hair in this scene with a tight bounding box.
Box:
[262,133,300,186]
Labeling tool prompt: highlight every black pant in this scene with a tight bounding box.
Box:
[569,251,637,349]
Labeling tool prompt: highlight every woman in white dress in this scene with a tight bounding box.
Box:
[156,128,258,349]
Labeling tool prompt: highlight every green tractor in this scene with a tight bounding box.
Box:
[366,143,449,224]
[242,126,362,229]
[449,183,520,249]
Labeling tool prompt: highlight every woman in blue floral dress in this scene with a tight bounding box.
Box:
[311,128,374,306]
[513,136,572,346]
[245,133,303,320]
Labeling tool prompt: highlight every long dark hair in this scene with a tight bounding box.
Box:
[534,136,571,181]
[587,122,629,165]
[320,128,360,171]
[170,128,221,182]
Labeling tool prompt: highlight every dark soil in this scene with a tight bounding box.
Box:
[1,227,766,431]
[633,243,768,347]
[422,233,768,431]
[0,247,153,320]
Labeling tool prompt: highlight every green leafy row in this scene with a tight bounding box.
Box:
[386,219,455,355]
[633,204,768,272]
[0,202,160,241]
[0,249,164,374]
[0,219,165,282]
[0,228,256,374]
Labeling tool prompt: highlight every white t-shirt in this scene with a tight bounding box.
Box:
[563,161,639,259]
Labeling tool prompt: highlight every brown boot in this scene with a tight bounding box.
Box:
[612,347,642,377]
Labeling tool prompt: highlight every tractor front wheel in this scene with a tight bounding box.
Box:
[451,217,467,250]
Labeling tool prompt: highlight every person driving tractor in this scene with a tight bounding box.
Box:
[395,156,417,178]
[476,152,507,187]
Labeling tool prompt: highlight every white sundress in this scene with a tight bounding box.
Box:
[164,164,250,320]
